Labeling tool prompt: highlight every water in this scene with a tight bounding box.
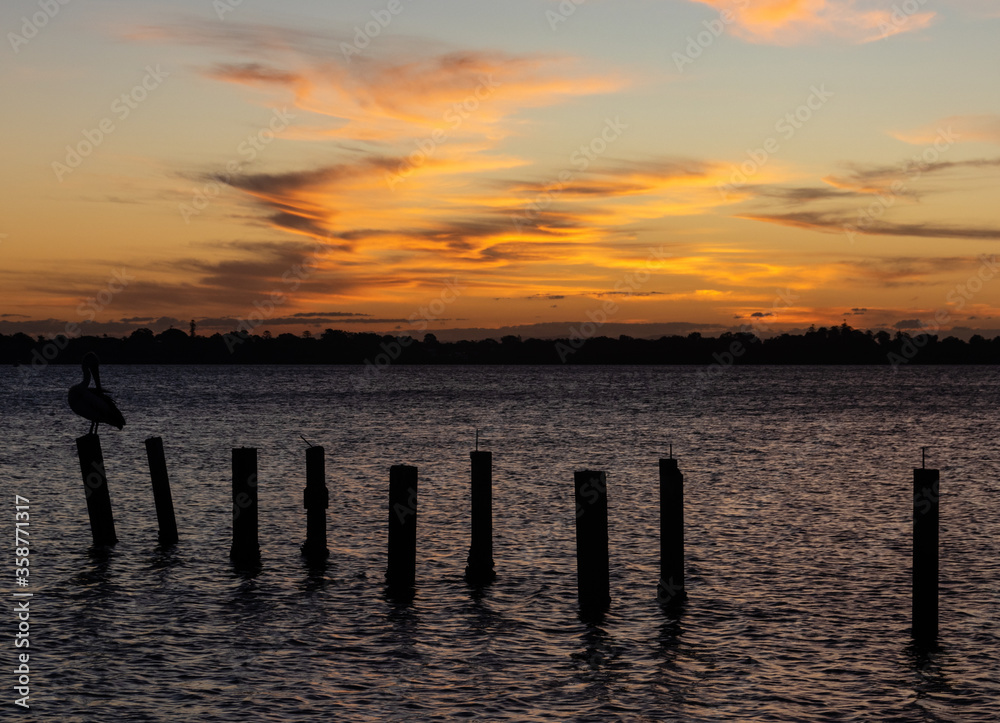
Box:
[2,365,998,721]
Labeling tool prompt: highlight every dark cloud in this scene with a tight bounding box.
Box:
[378,320,728,342]
[733,155,1000,245]
[399,219,515,252]
[205,62,301,85]
[838,257,971,287]
[218,161,395,197]
[593,290,665,298]
[510,158,717,199]
[249,316,427,326]
[267,212,331,237]
[742,211,1000,241]
[825,157,1000,193]
[479,242,570,263]
[751,185,862,201]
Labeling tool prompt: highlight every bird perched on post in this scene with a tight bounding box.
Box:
[68,352,126,435]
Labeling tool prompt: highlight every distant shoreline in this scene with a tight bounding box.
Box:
[3,325,998,366]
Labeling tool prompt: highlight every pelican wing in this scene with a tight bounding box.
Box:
[69,386,126,430]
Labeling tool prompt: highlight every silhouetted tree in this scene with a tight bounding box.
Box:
[3,323,1000,366]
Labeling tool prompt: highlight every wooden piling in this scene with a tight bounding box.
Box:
[386,465,418,590]
[912,466,939,642]
[230,447,260,564]
[464,450,495,584]
[658,457,686,605]
[574,470,610,613]
[144,437,179,545]
[75,434,118,546]
[301,445,329,560]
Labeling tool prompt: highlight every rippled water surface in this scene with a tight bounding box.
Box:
[2,365,999,721]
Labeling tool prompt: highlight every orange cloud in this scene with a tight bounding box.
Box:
[203,51,624,147]
[201,151,779,310]
[133,19,941,319]
[688,0,935,44]
[893,115,1000,145]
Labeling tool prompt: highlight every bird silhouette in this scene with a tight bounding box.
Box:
[68,352,126,435]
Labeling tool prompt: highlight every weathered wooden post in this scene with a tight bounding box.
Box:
[230,447,260,564]
[76,433,118,546]
[658,453,686,605]
[913,456,939,642]
[301,445,329,560]
[144,436,179,545]
[574,470,610,613]
[464,449,495,584]
[386,465,418,591]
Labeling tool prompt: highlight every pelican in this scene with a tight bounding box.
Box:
[68,352,126,435]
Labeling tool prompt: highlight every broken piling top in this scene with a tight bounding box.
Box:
[574,470,610,614]
[387,464,418,591]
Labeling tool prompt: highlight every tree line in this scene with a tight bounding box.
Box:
[2,323,999,367]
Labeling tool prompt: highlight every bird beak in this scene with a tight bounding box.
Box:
[92,364,104,391]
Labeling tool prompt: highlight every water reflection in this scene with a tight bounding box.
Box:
[147,543,182,570]
[10,365,1000,721]
[72,546,118,593]
[578,622,611,670]
[906,641,950,697]
[230,557,263,579]
[299,560,330,593]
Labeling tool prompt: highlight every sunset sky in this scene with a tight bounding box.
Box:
[3,0,999,339]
